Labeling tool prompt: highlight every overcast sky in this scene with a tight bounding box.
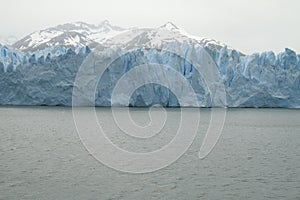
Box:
[1,0,299,54]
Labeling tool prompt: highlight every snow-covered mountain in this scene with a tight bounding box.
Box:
[12,20,128,52]
[12,21,227,53]
[103,22,227,51]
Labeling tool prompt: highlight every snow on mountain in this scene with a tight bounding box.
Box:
[104,22,227,51]
[12,21,228,53]
[12,20,128,52]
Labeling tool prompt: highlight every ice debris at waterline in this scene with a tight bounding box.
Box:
[0,44,299,108]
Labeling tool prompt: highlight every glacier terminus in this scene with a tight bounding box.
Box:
[0,21,299,108]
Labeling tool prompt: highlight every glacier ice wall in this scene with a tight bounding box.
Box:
[0,45,90,106]
[0,43,299,107]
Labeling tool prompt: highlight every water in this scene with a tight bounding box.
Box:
[0,107,299,200]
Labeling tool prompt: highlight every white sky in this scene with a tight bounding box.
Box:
[0,0,299,54]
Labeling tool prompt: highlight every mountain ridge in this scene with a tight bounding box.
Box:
[11,21,228,53]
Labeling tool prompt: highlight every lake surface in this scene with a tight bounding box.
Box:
[0,107,299,200]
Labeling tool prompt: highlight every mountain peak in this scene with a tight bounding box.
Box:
[99,20,110,26]
[12,21,226,52]
[97,20,125,31]
[159,22,179,30]
[12,21,128,51]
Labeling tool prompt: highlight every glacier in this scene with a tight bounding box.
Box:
[0,43,299,108]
